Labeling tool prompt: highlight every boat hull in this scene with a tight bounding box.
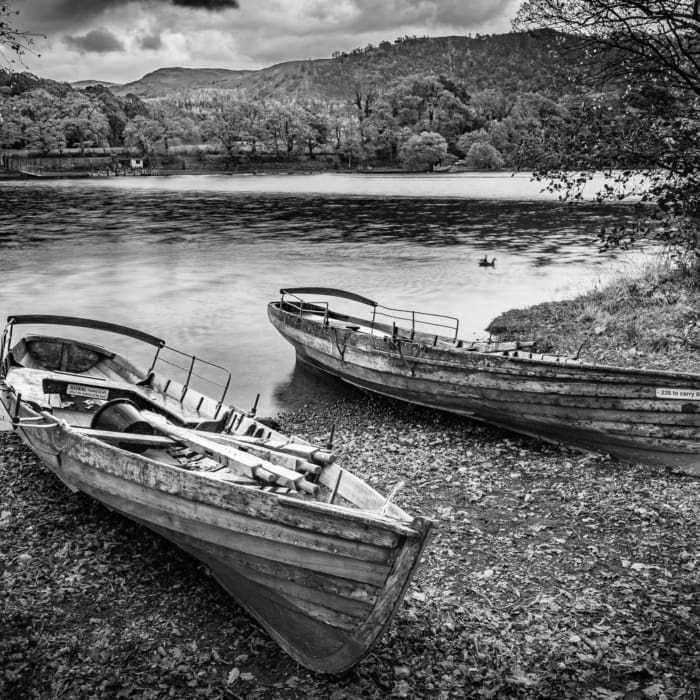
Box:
[268,303,700,475]
[1,393,430,674]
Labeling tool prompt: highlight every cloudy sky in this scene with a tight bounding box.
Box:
[9,0,521,85]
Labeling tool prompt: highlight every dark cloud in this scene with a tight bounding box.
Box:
[18,0,238,34]
[63,27,125,53]
[139,32,163,50]
[172,0,238,8]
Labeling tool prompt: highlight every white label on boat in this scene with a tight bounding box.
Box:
[67,384,109,400]
[656,387,700,400]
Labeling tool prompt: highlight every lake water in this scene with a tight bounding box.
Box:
[0,172,633,418]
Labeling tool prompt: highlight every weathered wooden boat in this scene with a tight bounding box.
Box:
[0,315,432,673]
[268,288,700,476]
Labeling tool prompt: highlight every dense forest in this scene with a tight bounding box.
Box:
[0,30,683,172]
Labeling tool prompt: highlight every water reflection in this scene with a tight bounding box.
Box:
[0,174,633,414]
[0,186,629,266]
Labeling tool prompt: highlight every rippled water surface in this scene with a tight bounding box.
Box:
[0,173,631,415]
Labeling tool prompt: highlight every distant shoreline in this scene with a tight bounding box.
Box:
[0,148,498,180]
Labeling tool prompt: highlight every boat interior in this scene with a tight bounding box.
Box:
[1,320,412,521]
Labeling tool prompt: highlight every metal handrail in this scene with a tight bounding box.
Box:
[279,289,460,341]
[281,293,331,324]
[2,315,232,410]
[154,345,232,407]
[6,315,165,347]
[280,287,377,307]
[374,306,460,340]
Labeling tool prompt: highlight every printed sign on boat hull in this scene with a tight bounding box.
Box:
[67,384,110,400]
[656,387,700,401]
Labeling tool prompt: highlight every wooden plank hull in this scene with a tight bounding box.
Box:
[268,302,700,475]
[1,407,430,673]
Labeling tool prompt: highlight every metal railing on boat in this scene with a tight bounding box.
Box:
[279,287,460,342]
[2,315,232,416]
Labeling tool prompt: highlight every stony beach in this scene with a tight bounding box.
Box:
[1,392,698,700]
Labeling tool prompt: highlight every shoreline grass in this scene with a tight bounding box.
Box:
[488,256,700,373]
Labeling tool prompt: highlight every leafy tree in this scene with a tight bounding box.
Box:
[464,142,505,169]
[260,100,289,158]
[298,110,329,158]
[83,85,148,146]
[0,89,66,152]
[432,88,474,148]
[149,100,199,153]
[514,1,700,264]
[200,96,264,160]
[383,73,473,152]
[470,88,512,125]
[63,93,111,152]
[277,102,311,155]
[456,128,490,157]
[200,98,245,160]
[326,113,364,165]
[334,119,367,167]
[398,130,448,171]
[0,96,24,147]
[237,101,265,155]
[347,66,381,124]
[361,99,400,161]
[123,115,166,155]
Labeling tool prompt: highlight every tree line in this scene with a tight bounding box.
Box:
[0,53,672,173]
[0,18,696,191]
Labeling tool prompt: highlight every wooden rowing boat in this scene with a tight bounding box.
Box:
[0,314,432,673]
[268,288,700,476]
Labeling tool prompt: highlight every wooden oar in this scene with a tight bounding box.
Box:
[74,427,174,448]
[142,411,319,495]
[231,434,336,466]
[197,431,322,478]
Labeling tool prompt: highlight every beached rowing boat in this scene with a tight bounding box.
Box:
[0,314,432,673]
[268,288,700,476]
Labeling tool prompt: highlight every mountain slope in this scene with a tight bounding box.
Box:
[97,31,584,101]
[113,67,254,96]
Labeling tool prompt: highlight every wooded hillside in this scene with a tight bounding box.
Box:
[0,30,673,174]
[106,31,582,101]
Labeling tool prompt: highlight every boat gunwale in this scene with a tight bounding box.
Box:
[1,389,426,540]
[269,301,700,383]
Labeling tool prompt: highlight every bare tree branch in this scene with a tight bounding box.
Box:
[0,3,44,68]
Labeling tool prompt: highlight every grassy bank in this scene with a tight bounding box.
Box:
[489,257,700,374]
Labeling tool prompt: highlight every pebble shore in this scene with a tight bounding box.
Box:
[1,394,698,699]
